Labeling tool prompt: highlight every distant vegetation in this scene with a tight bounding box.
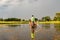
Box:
[0,13,60,22]
[41,16,51,21]
[4,18,21,21]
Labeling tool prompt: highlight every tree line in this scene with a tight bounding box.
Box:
[0,18,21,21]
[0,16,60,21]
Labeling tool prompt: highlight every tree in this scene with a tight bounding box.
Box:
[22,19,25,21]
[0,18,3,21]
[35,18,38,21]
[45,16,51,21]
[53,17,57,21]
[4,18,21,21]
[53,16,60,21]
[54,13,60,21]
[42,16,51,21]
[42,17,46,21]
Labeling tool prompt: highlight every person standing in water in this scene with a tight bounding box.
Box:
[31,15,37,28]
[29,15,37,39]
[29,15,36,28]
[29,15,38,28]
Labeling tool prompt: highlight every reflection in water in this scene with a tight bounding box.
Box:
[35,24,56,40]
[42,23,50,29]
[0,24,60,40]
[0,24,31,40]
[30,25,37,40]
[54,24,60,32]
[53,24,60,40]
[7,25,21,27]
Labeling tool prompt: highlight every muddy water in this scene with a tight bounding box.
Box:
[0,24,60,40]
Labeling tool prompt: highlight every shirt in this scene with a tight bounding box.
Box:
[31,17,35,22]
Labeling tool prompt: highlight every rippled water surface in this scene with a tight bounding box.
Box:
[0,24,60,40]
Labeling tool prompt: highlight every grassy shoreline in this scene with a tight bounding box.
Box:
[0,21,60,24]
[39,21,60,24]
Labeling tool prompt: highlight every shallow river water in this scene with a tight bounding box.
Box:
[0,24,60,40]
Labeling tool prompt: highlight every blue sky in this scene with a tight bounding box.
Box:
[0,0,60,19]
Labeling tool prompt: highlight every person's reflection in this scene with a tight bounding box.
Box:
[30,24,37,40]
[31,28,35,40]
[29,19,37,40]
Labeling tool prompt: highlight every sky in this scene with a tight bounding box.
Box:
[0,0,60,19]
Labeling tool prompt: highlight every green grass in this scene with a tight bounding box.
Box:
[0,21,60,24]
[38,21,60,24]
[0,21,28,24]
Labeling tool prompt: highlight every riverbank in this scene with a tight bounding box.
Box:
[0,21,60,24]
[39,21,60,24]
